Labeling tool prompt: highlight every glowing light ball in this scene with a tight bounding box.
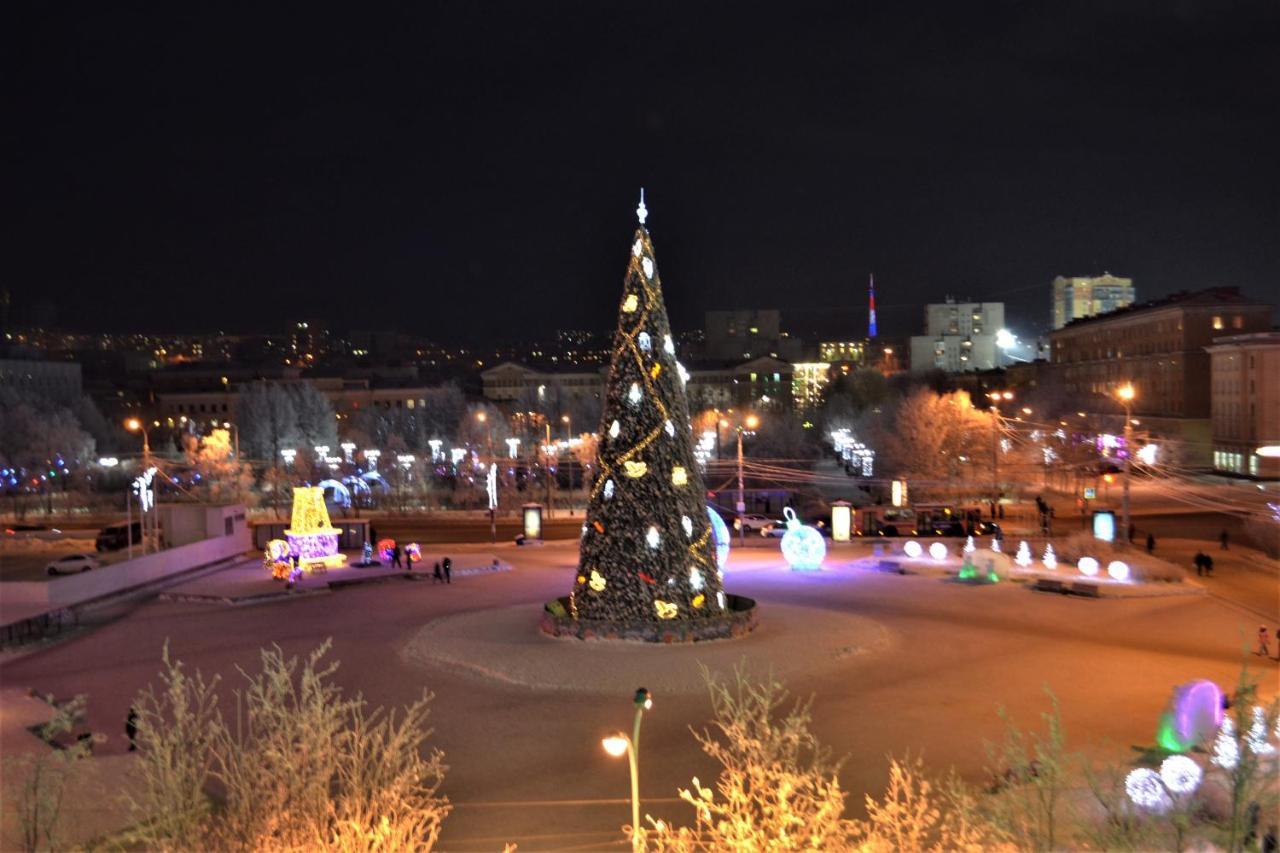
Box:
[404,543,421,564]
[929,542,948,562]
[1125,768,1172,812]
[1159,755,1203,795]
[1107,560,1130,581]
[780,507,825,571]
[706,505,731,571]
[1078,557,1099,576]
[903,540,923,559]
[378,538,396,561]
[264,539,291,563]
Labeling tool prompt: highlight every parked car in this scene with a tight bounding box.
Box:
[734,513,776,535]
[96,521,142,552]
[46,553,101,575]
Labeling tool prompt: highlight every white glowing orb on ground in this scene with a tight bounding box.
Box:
[1107,560,1131,581]
[1078,557,1100,576]
[1125,768,1172,812]
[1159,755,1203,794]
[779,507,825,571]
[929,542,948,562]
[706,506,731,571]
[903,540,923,559]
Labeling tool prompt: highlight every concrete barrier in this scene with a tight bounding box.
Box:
[2,528,250,611]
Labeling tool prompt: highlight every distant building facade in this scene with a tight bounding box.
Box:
[1204,332,1280,478]
[1050,287,1273,464]
[703,310,802,361]
[909,299,1005,373]
[1052,274,1135,330]
[0,357,83,400]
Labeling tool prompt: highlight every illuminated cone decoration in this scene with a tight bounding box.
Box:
[572,199,725,623]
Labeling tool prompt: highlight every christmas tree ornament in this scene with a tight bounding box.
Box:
[622,293,638,313]
[1125,768,1172,812]
[609,420,621,438]
[1158,755,1202,794]
[663,334,675,355]
[671,466,688,486]
[664,419,675,437]
[589,570,607,591]
[682,515,693,538]
[647,526,661,549]
[638,331,651,352]
[623,460,647,478]
[604,479,615,499]
[780,507,826,571]
[628,383,642,405]
[707,506,731,571]
[689,568,704,590]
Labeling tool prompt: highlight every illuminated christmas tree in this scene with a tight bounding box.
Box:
[572,194,726,623]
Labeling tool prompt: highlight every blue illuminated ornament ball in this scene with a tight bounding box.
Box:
[780,507,825,571]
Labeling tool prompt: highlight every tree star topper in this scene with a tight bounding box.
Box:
[636,188,648,225]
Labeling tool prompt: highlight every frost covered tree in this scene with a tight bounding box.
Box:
[572,200,726,624]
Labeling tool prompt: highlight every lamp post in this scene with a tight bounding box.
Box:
[1117,383,1135,542]
[125,418,151,466]
[222,421,241,459]
[601,688,653,851]
[125,419,154,554]
[562,414,574,513]
[986,391,1013,514]
[729,414,759,545]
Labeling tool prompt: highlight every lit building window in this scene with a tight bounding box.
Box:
[1212,316,1223,330]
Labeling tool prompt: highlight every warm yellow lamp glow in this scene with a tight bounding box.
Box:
[125,418,141,432]
[602,734,629,757]
[1117,384,1136,402]
[745,414,760,429]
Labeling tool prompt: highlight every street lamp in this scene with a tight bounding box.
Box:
[1116,383,1136,542]
[124,418,151,465]
[222,421,240,459]
[986,392,1013,513]
[725,414,759,544]
[601,688,653,851]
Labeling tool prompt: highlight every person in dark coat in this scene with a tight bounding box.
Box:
[1146,532,1156,554]
[1220,529,1230,550]
[1204,554,1214,577]
[432,561,443,583]
[125,707,139,751]
[392,544,403,569]
[442,556,452,584]
[1193,552,1206,576]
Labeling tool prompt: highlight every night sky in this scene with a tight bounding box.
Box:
[11,1,1279,342]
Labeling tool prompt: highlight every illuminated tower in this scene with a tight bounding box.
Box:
[868,273,878,338]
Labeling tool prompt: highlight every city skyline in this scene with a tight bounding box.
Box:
[10,2,1278,340]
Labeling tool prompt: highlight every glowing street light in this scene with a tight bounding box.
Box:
[600,688,653,851]
[1116,384,1136,541]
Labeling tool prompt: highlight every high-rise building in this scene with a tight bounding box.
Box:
[1052,274,1134,330]
[1205,332,1280,478]
[909,299,1005,373]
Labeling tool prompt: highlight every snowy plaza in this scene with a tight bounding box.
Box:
[3,536,1275,849]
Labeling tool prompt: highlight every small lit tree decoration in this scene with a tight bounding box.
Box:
[284,486,345,569]
[1015,540,1032,567]
[990,537,1001,553]
[1124,767,1173,813]
[1247,705,1276,756]
[780,507,825,570]
[963,535,975,554]
[1043,543,1057,569]
[1212,716,1239,770]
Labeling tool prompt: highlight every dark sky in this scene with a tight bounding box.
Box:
[10,1,1279,342]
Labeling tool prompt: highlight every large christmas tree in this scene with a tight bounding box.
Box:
[572,195,727,624]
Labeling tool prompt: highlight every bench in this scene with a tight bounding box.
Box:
[1032,578,1067,594]
[1070,582,1101,598]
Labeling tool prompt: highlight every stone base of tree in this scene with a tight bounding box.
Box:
[540,595,757,643]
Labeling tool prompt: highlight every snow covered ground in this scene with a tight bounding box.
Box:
[2,538,1276,849]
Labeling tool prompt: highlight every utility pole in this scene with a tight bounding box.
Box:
[1117,384,1135,542]
[544,421,553,518]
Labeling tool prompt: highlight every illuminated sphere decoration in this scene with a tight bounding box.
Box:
[780,507,825,571]
[1078,556,1100,576]
[378,538,396,561]
[903,540,923,559]
[929,542,948,562]
[1107,560,1131,581]
[1159,755,1203,795]
[1125,768,1172,812]
[706,505,731,572]
[405,542,422,564]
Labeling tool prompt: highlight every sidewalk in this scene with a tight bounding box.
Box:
[161,550,512,604]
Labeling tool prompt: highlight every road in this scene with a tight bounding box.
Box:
[2,534,1276,849]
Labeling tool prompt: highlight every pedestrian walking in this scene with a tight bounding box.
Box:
[1193,552,1206,576]
[1204,554,1214,577]
[392,543,403,569]
[1146,532,1155,554]
[125,707,139,751]
[1257,626,1272,658]
[432,561,443,583]
[1220,529,1230,550]
[443,556,452,584]
[1128,522,1135,543]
